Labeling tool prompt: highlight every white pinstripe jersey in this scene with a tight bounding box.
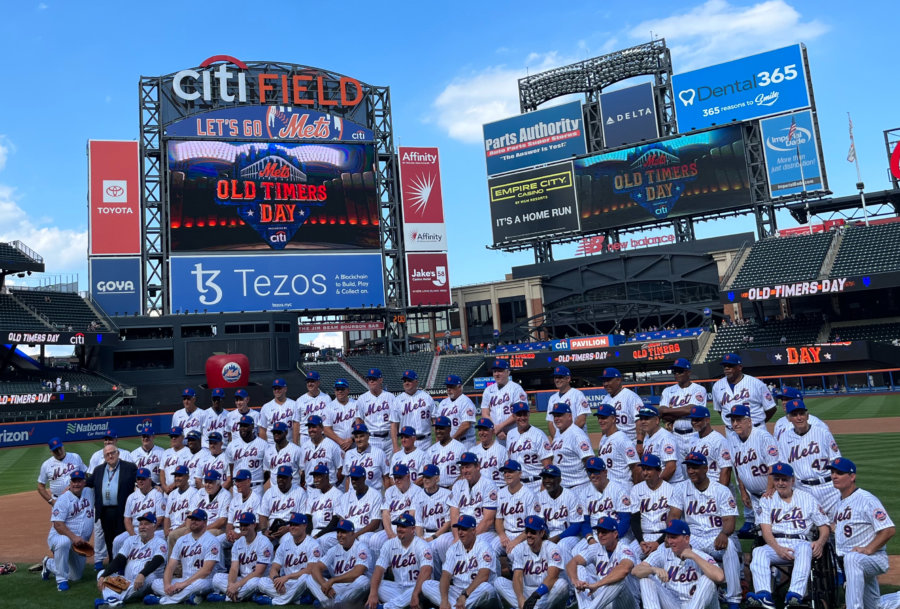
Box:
[482,380,527,423]
[496,484,542,535]
[201,408,230,447]
[232,533,274,577]
[642,427,683,483]
[123,488,167,528]
[337,487,382,530]
[120,533,167,580]
[434,394,477,444]
[391,447,428,484]
[294,391,331,441]
[773,413,825,442]
[670,480,738,542]
[685,431,733,477]
[225,409,259,443]
[356,390,394,435]
[600,387,643,442]
[391,389,436,437]
[546,387,590,433]
[629,480,674,536]
[324,397,359,440]
[505,426,553,480]
[581,539,636,578]
[190,488,232,525]
[597,430,639,489]
[258,398,297,443]
[383,483,424,521]
[259,486,306,522]
[299,437,343,486]
[449,476,498,520]
[415,487,452,532]
[228,490,261,528]
[472,440,508,487]
[643,545,718,603]
[579,479,632,526]
[273,535,321,574]
[777,425,841,482]
[264,443,303,486]
[757,488,828,537]
[172,407,207,439]
[426,439,466,488]
[376,536,433,585]
[226,437,268,484]
[445,538,495,588]
[833,488,895,557]
[730,427,779,494]
[510,539,565,587]
[342,445,390,491]
[160,446,189,486]
[164,486,199,529]
[131,446,165,485]
[304,486,344,533]
[711,374,775,430]
[538,487,584,537]
[38,452,86,498]
[50,488,95,538]
[321,539,373,577]
[659,383,708,433]
[171,531,220,579]
[549,424,594,488]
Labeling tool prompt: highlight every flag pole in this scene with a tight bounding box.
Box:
[792,116,808,217]
[848,112,869,226]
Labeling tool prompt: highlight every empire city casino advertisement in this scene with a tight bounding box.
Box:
[574,124,752,232]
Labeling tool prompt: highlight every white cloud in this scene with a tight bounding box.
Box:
[0,136,12,170]
[311,332,343,350]
[630,0,829,72]
[37,2,48,8]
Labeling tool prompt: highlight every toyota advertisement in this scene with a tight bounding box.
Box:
[760,109,826,197]
[90,257,143,316]
[89,140,142,255]
[672,45,811,131]
[399,147,448,252]
[575,125,751,232]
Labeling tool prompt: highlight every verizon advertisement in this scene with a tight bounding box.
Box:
[399,147,448,252]
[89,141,142,255]
[406,252,451,306]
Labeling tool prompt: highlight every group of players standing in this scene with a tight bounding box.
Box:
[35,355,895,609]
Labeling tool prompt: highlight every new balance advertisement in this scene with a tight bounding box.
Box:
[482,101,586,176]
[170,253,386,313]
[90,257,143,316]
[760,110,825,197]
[399,147,448,252]
[406,252,452,306]
[489,162,581,245]
[89,140,142,255]
[672,44,811,131]
[167,140,380,252]
[575,125,751,232]
[599,82,659,148]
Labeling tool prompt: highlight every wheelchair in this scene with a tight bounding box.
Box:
[749,528,841,609]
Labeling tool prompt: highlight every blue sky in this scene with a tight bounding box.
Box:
[0,0,896,298]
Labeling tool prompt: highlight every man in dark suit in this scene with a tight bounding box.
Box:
[88,443,138,563]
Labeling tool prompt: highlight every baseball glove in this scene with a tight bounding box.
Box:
[523,591,540,609]
[268,518,288,535]
[73,540,94,558]
[104,575,130,593]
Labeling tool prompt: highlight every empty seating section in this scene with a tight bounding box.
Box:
[0,242,39,267]
[0,294,48,330]
[831,223,900,276]
[829,322,900,344]
[434,354,488,385]
[705,319,822,362]
[731,232,833,289]
[304,362,367,394]
[347,353,434,390]
[11,289,107,330]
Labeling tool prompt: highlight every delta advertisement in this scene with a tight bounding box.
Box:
[760,109,826,197]
[482,101,587,176]
[489,162,581,245]
[399,147,448,252]
[89,140,142,256]
[406,252,452,306]
[168,140,380,252]
[90,257,143,316]
[599,82,659,149]
[575,125,751,232]
[672,44,811,131]
[169,253,386,313]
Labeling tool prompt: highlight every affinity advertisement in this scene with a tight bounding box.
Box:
[399,147,448,252]
[89,257,143,316]
[760,110,825,197]
[170,253,386,313]
[89,140,142,255]
[599,82,659,148]
[167,140,380,252]
[406,252,452,306]
[482,101,586,176]
[489,162,581,245]
[672,44,811,131]
[575,125,750,232]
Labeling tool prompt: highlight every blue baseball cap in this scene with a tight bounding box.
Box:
[491,359,510,370]
[348,465,367,479]
[672,358,692,370]
[48,437,63,450]
[771,462,794,477]
[139,424,154,436]
[239,415,255,426]
[392,513,416,527]
[334,378,350,388]
[276,465,293,477]
[638,405,660,418]
[182,388,196,398]
[211,388,225,398]
[784,399,807,414]
[351,422,369,434]
[585,456,607,472]
[540,465,562,478]
[600,368,622,379]
[392,463,410,477]
[683,452,708,466]
[336,519,355,532]
[512,402,530,414]
[595,404,616,417]
[169,426,184,437]
[445,374,462,386]
[137,512,157,524]
[186,430,202,440]
[234,389,249,399]
[523,515,547,532]
[402,369,418,381]
[688,406,710,419]
[203,470,221,482]
[365,368,383,379]
[825,458,856,474]
[238,512,257,525]
[272,421,289,433]
[136,467,152,479]
[173,465,190,476]
[594,516,619,532]
[307,415,324,427]
[306,371,320,381]
[272,378,287,387]
[233,469,252,481]
[721,353,742,366]
[187,508,208,521]
[776,386,803,400]
[553,365,571,377]
[433,416,452,428]
[457,452,479,464]
[663,519,691,536]
[726,405,751,419]
[453,515,477,529]
[499,459,521,472]
[421,464,440,478]
[288,513,308,525]
[640,454,662,469]
[103,429,118,439]
[550,402,571,415]
[311,463,330,475]
[208,432,223,443]
[398,426,417,437]
[70,469,86,480]
[475,417,494,429]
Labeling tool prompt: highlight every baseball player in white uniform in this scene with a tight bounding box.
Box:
[258,466,307,546]
[42,469,95,591]
[112,468,167,558]
[369,463,425,554]
[567,516,639,609]
[771,387,825,442]
[506,402,553,493]
[183,431,210,488]
[496,515,568,609]
[828,457,895,609]
[546,365,590,437]
[711,354,776,434]
[472,418,508,487]
[162,465,199,548]
[632,519,725,609]
[482,359,528,443]
[95,512,167,608]
[294,371,331,445]
[433,452,499,563]
[595,404,641,488]
[147,508,220,605]
[258,379,296,448]
[658,358,706,460]
[264,422,303,488]
[667,452,741,609]
[342,423,390,492]
[224,470,263,558]
[392,427,429,485]
[777,398,842,517]
[37,437,86,506]
[537,465,586,563]
[747,462,830,609]
[131,425,166,485]
[159,427,189,495]
[227,415,269,493]
[300,416,344,488]
[580,457,633,536]
[225,389,257,445]
[426,416,466,489]
[171,388,207,441]
[636,405,681,483]
[202,388,230,448]
[727,405,779,526]
[494,460,542,557]
[256,512,322,605]
[324,378,358,452]
[423,515,498,609]
[414,465,453,546]
[435,374,477,448]
[629,454,675,560]
[548,402,594,490]
[336,465,384,555]
[301,519,374,607]
[391,369,436,452]
[356,368,396,455]
[190,469,231,536]
[685,406,733,485]
[366,513,434,609]
[599,368,643,444]
[208,512,273,602]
